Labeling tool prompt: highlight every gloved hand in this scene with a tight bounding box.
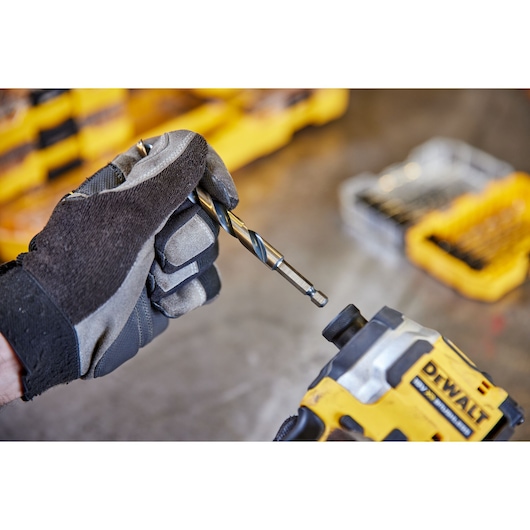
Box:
[0,130,238,401]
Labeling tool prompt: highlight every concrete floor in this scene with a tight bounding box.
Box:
[1,89,529,441]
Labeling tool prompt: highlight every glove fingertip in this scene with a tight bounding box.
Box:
[203,145,239,209]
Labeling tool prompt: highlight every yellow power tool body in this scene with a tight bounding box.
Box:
[282,305,524,441]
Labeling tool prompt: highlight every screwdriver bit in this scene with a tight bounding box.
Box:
[137,140,328,308]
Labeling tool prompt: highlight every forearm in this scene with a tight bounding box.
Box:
[0,333,23,405]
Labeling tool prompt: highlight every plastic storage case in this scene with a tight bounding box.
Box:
[0,89,350,262]
[405,172,530,302]
[205,89,350,171]
[339,137,514,251]
[0,90,48,204]
[0,89,133,204]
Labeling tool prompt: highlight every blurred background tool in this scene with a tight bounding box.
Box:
[0,89,349,262]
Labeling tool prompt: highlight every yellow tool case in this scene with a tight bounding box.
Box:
[0,90,44,203]
[0,89,350,262]
[72,88,132,161]
[125,88,350,172]
[206,89,349,171]
[125,89,235,140]
[0,89,133,204]
[405,172,530,302]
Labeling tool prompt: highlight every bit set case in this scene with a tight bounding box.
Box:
[406,172,530,302]
[339,137,514,250]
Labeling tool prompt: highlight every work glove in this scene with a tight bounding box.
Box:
[0,130,238,401]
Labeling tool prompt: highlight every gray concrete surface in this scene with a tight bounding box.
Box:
[1,89,529,441]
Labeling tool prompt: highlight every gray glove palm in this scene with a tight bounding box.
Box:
[0,130,238,400]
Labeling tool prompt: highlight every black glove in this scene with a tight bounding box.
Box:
[0,130,238,400]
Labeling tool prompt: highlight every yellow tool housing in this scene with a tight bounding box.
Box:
[285,305,523,441]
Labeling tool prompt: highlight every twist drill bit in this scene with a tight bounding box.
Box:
[193,188,328,307]
[137,139,328,308]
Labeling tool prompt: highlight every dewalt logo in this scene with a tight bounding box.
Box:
[422,361,489,425]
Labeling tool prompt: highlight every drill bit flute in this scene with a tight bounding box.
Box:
[137,140,328,308]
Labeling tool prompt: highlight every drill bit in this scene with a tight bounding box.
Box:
[193,188,328,307]
[137,139,328,308]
